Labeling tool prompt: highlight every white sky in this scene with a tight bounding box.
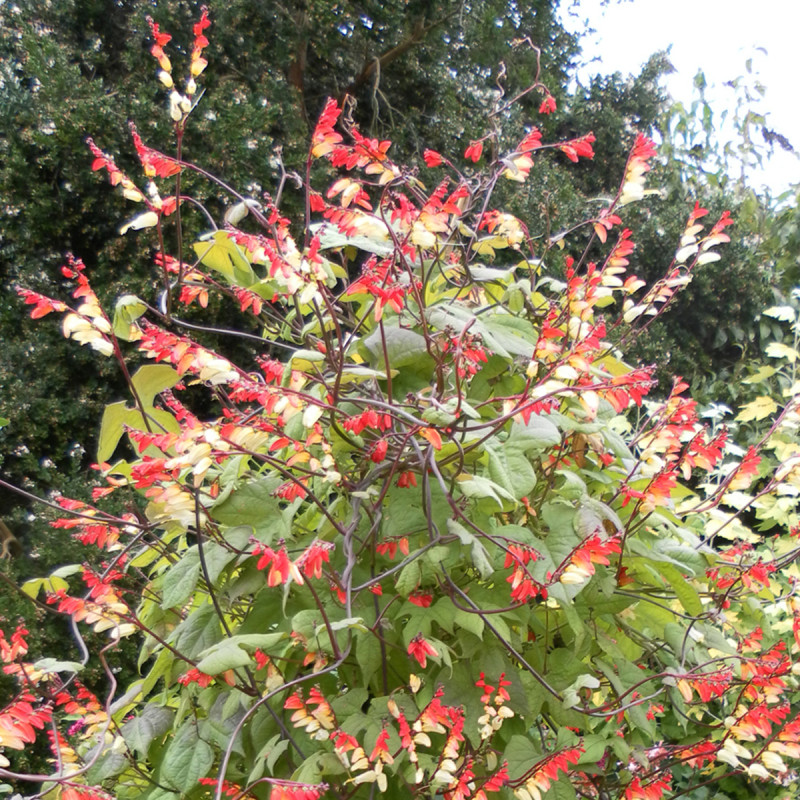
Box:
[561,0,800,197]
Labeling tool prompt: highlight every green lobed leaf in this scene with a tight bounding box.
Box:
[169,604,224,660]
[212,476,289,541]
[121,704,175,757]
[85,746,128,783]
[485,439,536,500]
[193,231,256,285]
[161,549,201,609]
[457,474,516,511]
[160,721,215,790]
[361,325,431,370]
[31,658,83,675]
[657,563,703,616]
[470,539,495,580]
[195,639,253,674]
[395,560,423,597]
[504,734,540,780]
[112,294,147,340]
[508,415,561,452]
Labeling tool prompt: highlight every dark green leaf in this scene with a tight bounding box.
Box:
[195,639,252,674]
[212,476,288,541]
[161,721,215,790]
[161,549,201,609]
[121,704,175,757]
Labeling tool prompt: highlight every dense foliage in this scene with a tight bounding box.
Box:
[0,0,586,711]
[0,0,776,526]
[4,14,800,800]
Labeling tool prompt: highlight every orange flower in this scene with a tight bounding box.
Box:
[408,591,433,608]
[419,427,443,450]
[16,288,68,319]
[130,123,182,178]
[311,98,343,158]
[177,668,214,687]
[269,780,328,800]
[369,727,394,764]
[625,776,671,800]
[296,541,333,580]
[253,544,304,586]
[190,7,211,78]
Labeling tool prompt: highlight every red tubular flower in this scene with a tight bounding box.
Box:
[481,763,509,794]
[342,408,392,435]
[346,258,412,321]
[518,128,543,153]
[269,780,328,800]
[408,633,438,668]
[729,446,761,490]
[396,471,417,488]
[198,778,240,798]
[522,747,584,797]
[625,776,671,800]
[177,668,214,687]
[233,287,264,316]
[86,138,145,201]
[419,427,443,450]
[680,741,717,768]
[129,122,181,178]
[296,541,334,580]
[558,133,596,162]
[688,669,732,703]
[370,439,388,463]
[369,727,394,764]
[0,625,29,663]
[424,149,443,167]
[254,649,269,671]
[539,94,557,114]
[464,141,483,163]
[311,98,343,158]
[619,133,657,204]
[146,17,173,73]
[376,537,409,559]
[408,591,433,607]
[16,288,68,319]
[190,6,211,77]
[274,479,309,501]
[475,672,495,703]
[253,544,304,586]
[0,694,52,750]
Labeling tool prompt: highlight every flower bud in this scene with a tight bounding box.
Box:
[169,90,183,121]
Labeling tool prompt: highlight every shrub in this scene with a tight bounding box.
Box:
[4,13,800,800]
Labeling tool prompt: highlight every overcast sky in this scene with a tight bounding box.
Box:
[561,0,800,197]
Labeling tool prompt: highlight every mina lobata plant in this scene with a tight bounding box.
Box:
[5,10,800,800]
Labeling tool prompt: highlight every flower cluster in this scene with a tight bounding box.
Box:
[147,8,210,120]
